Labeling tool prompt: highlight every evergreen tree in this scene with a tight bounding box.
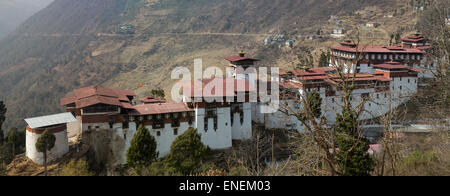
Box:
[395,33,401,44]
[150,88,165,99]
[0,142,14,166]
[335,107,375,176]
[318,51,330,67]
[0,101,6,145]
[35,130,56,176]
[389,33,395,46]
[307,90,322,119]
[165,128,210,175]
[126,124,158,174]
[7,127,19,157]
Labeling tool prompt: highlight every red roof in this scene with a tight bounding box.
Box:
[327,73,391,83]
[75,96,123,108]
[401,34,425,43]
[61,86,136,108]
[297,75,330,81]
[139,96,166,104]
[373,62,411,70]
[128,103,193,115]
[330,45,425,54]
[280,81,303,89]
[289,67,335,76]
[183,78,255,98]
[373,62,423,73]
[416,46,432,50]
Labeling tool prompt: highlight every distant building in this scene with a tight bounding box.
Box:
[400,34,430,50]
[264,36,272,45]
[274,34,285,42]
[285,40,295,48]
[331,26,345,38]
[117,24,135,34]
[329,39,435,78]
[365,22,380,28]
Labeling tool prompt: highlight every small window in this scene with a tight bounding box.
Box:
[399,86,402,90]
[408,79,410,83]
[214,118,218,130]
[332,98,335,103]
[174,128,178,136]
[156,131,161,137]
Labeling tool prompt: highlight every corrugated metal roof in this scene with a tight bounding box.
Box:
[24,112,77,129]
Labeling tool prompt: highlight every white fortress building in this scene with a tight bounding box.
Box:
[23,35,433,166]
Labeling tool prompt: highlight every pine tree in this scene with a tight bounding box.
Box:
[165,128,210,175]
[335,107,375,176]
[35,130,56,176]
[126,124,158,174]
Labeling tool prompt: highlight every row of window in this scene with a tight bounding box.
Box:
[364,53,422,61]
[129,112,195,122]
[331,93,389,103]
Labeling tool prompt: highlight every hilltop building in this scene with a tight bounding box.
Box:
[365,22,380,29]
[331,27,346,38]
[329,35,435,78]
[23,39,432,166]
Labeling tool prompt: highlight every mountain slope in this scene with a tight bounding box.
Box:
[0,0,53,40]
[0,0,410,130]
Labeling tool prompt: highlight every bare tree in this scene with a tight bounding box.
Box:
[279,29,375,175]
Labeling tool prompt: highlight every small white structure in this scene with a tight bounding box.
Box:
[264,36,272,45]
[24,113,76,165]
[365,22,380,29]
[331,27,345,38]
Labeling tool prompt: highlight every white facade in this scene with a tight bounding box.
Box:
[26,130,69,166]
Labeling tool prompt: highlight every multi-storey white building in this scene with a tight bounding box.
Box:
[329,34,436,78]
[23,40,428,165]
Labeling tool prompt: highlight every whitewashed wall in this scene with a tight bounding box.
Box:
[26,130,69,166]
